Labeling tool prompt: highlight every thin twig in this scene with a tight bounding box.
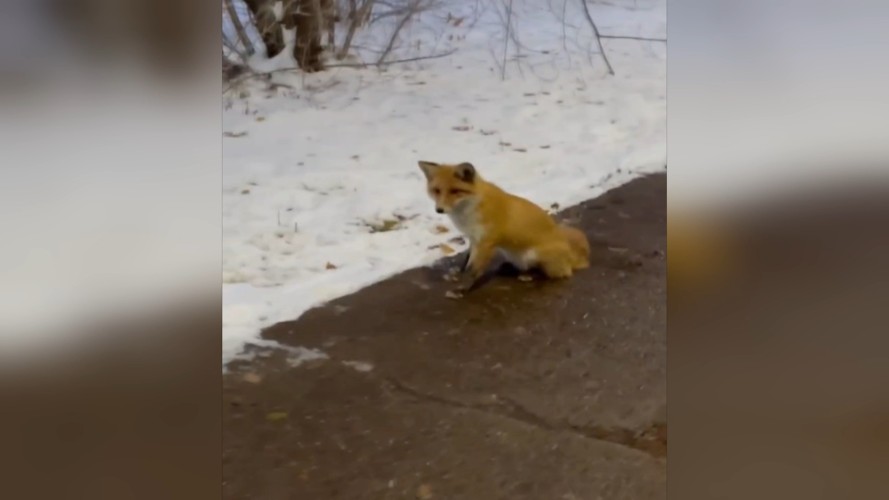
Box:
[369,6,414,24]
[560,0,572,67]
[500,0,513,81]
[226,48,458,91]
[376,0,421,65]
[600,34,666,42]
[505,0,525,79]
[339,0,376,59]
[222,35,269,91]
[578,0,614,75]
[224,0,255,56]
[332,48,457,68]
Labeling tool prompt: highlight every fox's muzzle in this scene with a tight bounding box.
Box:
[436,207,444,214]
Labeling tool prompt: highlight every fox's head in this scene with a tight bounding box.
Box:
[417,161,478,214]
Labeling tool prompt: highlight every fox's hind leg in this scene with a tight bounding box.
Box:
[540,258,573,279]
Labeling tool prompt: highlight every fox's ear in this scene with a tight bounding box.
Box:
[418,161,440,180]
[455,162,476,183]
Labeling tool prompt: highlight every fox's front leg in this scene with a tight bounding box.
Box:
[459,240,496,293]
[443,245,471,283]
[459,245,472,273]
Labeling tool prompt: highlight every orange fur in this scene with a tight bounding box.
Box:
[418,161,590,283]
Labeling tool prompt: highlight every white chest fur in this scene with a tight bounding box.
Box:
[448,198,537,270]
[448,198,485,244]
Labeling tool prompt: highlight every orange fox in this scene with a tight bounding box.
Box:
[418,160,590,294]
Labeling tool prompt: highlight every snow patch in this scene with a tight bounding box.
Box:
[343,360,374,373]
[223,0,666,365]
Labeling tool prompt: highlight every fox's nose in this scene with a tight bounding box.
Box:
[435,207,444,214]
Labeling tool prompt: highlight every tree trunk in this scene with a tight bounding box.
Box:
[323,0,337,50]
[285,0,324,72]
[243,0,285,58]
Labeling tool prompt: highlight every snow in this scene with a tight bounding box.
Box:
[222,0,666,365]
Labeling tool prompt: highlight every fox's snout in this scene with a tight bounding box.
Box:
[435,207,445,214]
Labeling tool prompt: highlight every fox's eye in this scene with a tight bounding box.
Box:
[432,188,441,195]
[449,189,462,195]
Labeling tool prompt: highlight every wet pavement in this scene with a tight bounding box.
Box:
[223,173,666,499]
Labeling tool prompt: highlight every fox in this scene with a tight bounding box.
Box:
[418,160,590,294]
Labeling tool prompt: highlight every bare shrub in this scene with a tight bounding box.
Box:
[338,0,376,59]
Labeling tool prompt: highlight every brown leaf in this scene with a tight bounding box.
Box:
[224,131,247,138]
[439,244,455,255]
[242,372,262,384]
[325,262,337,270]
[241,189,251,195]
[266,412,288,422]
[417,483,433,499]
[368,219,401,233]
[448,236,466,245]
[452,125,472,132]
[499,141,512,147]
[540,145,551,149]
[480,129,497,136]
[513,148,527,153]
[255,116,266,122]
[433,225,449,234]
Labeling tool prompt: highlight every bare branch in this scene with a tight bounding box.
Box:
[560,0,572,67]
[373,0,441,65]
[369,6,414,23]
[500,0,514,81]
[223,30,259,76]
[376,3,416,65]
[224,0,255,56]
[333,47,457,68]
[339,0,376,59]
[577,0,614,75]
[226,48,457,91]
[600,34,666,42]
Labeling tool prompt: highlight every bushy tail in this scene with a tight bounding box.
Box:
[559,224,590,269]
